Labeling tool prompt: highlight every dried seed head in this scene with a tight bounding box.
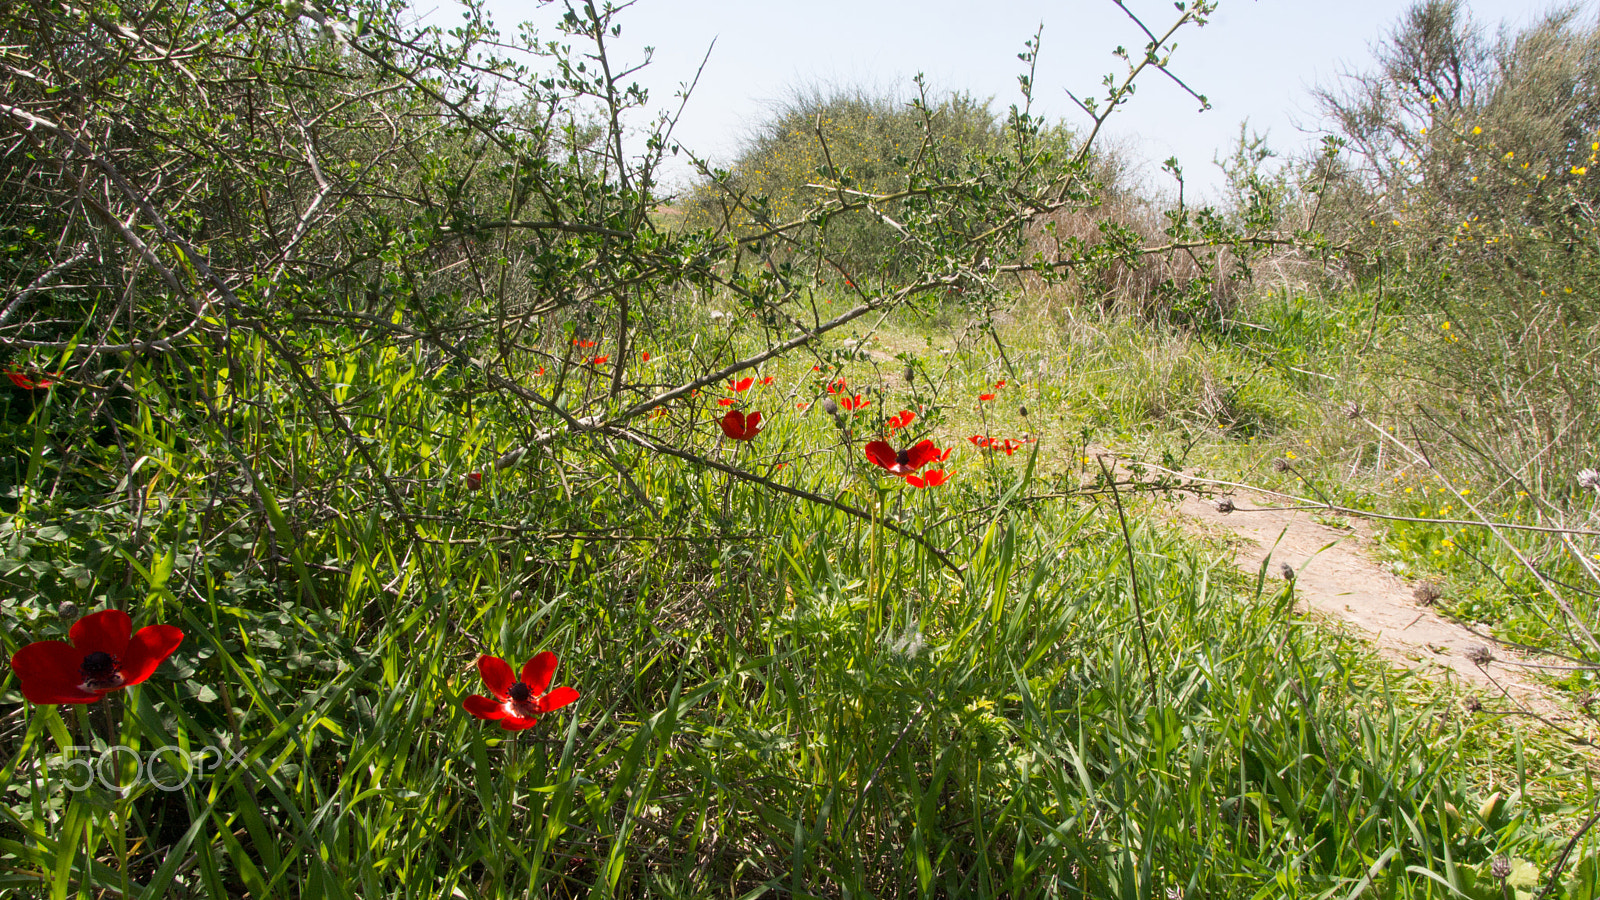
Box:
[1018,405,1029,418]
[903,365,916,385]
[1278,562,1296,582]
[1343,400,1362,420]
[510,590,524,603]
[1466,644,1496,666]
[1412,581,1443,605]
[1491,855,1511,880]
[1465,696,1483,713]
[58,601,78,620]
[1271,457,1292,473]
[1579,468,1600,491]
[1214,497,1235,514]
[822,398,839,417]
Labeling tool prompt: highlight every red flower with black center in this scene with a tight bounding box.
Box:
[727,377,754,394]
[978,393,996,402]
[864,439,941,475]
[968,435,991,448]
[462,653,579,732]
[465,472,483,490]
[5,371,54,390]
[886,410,916,430]
[905,469,949,489]
[837,394,870,412]
[825,377,848,394]
[720,409,763,441]
[641,352,652,362]
[11,609,183,705]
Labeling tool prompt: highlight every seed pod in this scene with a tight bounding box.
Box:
[822,398,839,416]
[903,365,916,385]
[1214,498,1235,514]
[1343,400,1362,420]
[510,590,524,603]
[1278,562,1296,582]
[1491,856,1511,880]
[1271,457,1292,473]
[1018,405,1029,418]
[1465,644,1495,666]
[1579,468,1600,491]
[58,601,78,620]
[1412,581,1443,605]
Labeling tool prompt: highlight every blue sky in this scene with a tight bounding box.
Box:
[478,0,1590,199]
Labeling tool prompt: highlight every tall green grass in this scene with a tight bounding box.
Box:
[1,326,1594,898]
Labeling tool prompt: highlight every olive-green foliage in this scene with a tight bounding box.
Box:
[685,87,1021,279]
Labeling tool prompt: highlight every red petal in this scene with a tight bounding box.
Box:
[936,447,952,462]
[905,474,926,488]
[968,435,985,446]
[11,641,100,704]
[904,440,940,471]
[500,715,540,732]
[69,609,131,657]
[538,685,580,713]
[522,651,558,695]
[925,470,949,487]
[730,377,753,393]
[743,411,763,438]
[718,398,736,407]
[863,441,897,471]
[477,656,514,699]
[118,625,184,688]
[979,393,996,402]
[463,694,507,721]
[720,410,746,440]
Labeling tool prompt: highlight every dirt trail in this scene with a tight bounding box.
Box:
[1161,476,1578,721]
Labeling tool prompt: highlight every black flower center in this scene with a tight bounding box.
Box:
[895,449,910,466]
[508,682,532,702]
[80,651,123,691]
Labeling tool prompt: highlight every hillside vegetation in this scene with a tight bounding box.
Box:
[1,0,1599,897]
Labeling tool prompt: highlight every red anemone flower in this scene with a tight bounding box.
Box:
[717,397,737,406]
[795,401,811,411]
[533,366,546,377]
[727,376,754,393]
[999,439,1021,456]
[825,377,848,394]
[905,469,949,489]
[573,339,596,348]
[6,371,54,390]
[591,356,609,365]
[968,435,991,448]
[463,653,579,732]
[935,446,953,463]
[720,409,763,441]
[11,609,183,705]
[465,471,483,490]
[759,376,774,386]
[994,379,1007,389]
[978,393,996,402]
[864,439,941,475]
[837,394,870,412]
[886,410,916,430]
[641,351,652,362]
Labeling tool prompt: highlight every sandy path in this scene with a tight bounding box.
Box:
[1162,478,1578,720]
